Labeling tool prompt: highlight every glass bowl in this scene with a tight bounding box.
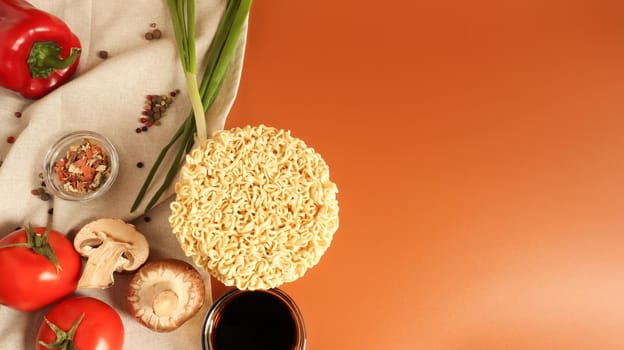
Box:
[43,130,119,201]
[202,288,307,350]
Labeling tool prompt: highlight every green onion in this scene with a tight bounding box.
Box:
[131,0,252,213]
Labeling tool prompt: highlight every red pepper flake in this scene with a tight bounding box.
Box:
[6,136,15,144]
[54,138,111,194]
[31,189,40,196]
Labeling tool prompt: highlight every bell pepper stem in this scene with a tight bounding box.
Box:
[28,42,81,79]
[43,47,81,69]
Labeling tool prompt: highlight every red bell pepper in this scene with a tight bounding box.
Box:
[0,0,81,99]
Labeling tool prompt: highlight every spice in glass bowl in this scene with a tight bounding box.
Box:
[43,131,118,201]
[53,138,111,194]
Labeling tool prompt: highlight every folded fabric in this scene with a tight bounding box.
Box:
[0,0,246,348]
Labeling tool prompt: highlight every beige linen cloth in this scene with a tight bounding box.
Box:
[0,0,246,348]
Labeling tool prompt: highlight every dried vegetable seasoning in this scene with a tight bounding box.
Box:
[54,139,111,193]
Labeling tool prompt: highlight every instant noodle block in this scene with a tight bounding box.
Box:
[169,125,339,290]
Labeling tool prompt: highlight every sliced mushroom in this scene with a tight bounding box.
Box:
[127,259,205,332]
[73,218,149,289]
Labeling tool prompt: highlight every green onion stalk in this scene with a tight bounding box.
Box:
[131,0,252,213]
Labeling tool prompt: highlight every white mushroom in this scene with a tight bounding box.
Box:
[127,259,206,332]
[73,218,149,289]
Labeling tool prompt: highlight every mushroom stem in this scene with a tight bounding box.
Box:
[78,240,130,289]
[153,290,180,317]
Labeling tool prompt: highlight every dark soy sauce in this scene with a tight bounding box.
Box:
[211,291,297,350]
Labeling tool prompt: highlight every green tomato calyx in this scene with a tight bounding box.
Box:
[0,224,62,271]
[38,313,84,350]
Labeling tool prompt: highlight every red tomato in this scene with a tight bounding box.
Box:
[36,297,124,350]
[0,226,81,311]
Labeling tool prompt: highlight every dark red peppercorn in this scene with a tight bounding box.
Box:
[146,122,153,127]
[6,136,15,144]
[14,112,22,118]
[136,162,144,168]
[140,117,147,123]
[135,128,142,133]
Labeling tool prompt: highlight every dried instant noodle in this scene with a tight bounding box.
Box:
[169,125,339,290]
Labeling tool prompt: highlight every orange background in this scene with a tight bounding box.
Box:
[221,1,624,349]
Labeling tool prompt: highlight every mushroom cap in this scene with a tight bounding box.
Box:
[127,259,206,332]
[73,218,149,271]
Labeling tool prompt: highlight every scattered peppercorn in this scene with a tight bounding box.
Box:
[14,112,21,118]
[145,32,154,40]
[6,136,15,144]
[152,29,162,39]
[136,162,144,168]
[41,181,46,187]
[31,187,52,201]
[48,208,54,215]
[97,50,109,59]
[143,216,151,222]
[134,91,177,133]
[150,22,157,28]
[135,128,142,134]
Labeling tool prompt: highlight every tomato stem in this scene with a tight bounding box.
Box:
[38,313,84,350]
[0,224,62,271]
[0,242,30,249]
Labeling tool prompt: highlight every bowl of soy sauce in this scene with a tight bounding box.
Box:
[202,289,306,350]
